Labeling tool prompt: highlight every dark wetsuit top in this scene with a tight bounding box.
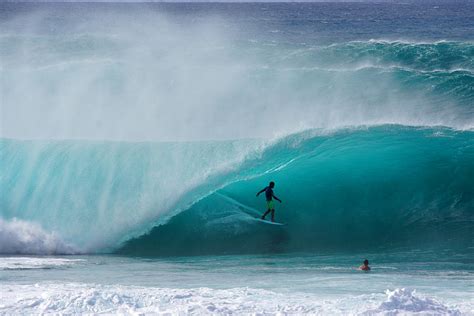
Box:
[264,186,274,201]
[258,186,280,202]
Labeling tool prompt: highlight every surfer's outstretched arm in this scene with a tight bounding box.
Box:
[256,187,266,197]
[273,194,282,203]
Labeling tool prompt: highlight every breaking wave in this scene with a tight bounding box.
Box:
[2,126,473,255]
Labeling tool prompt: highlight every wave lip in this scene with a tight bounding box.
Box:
[0,218,78,255]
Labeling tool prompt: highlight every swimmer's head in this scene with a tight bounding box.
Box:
[363,259,369,266]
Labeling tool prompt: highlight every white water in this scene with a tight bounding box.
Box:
[0,257,84,270]
[0,283,464,315]
[1,253,471,315]
[0,218,77,255]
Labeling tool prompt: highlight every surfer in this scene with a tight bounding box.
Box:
[359,259,371,271]
[256,181,282,222]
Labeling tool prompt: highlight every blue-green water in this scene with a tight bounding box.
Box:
[1,250,472,314]
[0,2,473,314]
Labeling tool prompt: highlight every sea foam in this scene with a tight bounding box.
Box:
[0,218,77,255]
[0,257,84,270]
[0,283,463,315]
[365,288,461,315]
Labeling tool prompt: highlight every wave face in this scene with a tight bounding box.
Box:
[0,137,263,252]
[2,126,473,255]
[117,126,473,255]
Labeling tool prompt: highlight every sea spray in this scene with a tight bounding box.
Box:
[1,6,473,142]
[0,218,77,255]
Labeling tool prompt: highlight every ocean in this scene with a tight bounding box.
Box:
[0,1,473,314]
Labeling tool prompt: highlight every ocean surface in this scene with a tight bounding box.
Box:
[1,1,473,314]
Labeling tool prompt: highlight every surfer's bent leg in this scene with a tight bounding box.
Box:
[271,209,275,222]
[261,209,271,219]
[262,200,274,220]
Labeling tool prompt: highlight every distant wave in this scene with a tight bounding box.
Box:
[2,32,473,140]
[274,64,474,74]
[366,39,473,45]
[287,40,474,73]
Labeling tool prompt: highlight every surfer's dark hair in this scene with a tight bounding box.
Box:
[364,259,369,265]
[269,181,275,187]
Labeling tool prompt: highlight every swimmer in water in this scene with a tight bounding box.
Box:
[359,259,370,271]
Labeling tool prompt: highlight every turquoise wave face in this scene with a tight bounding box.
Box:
[2,126,473,255]
[2,125,473,255]
[115,126,474,256]
[0,137,265,252]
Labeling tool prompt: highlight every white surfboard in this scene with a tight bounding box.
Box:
[216,193,286,226]
[253,217,286,226]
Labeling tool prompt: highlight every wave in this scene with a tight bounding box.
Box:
[279,64,474,75]
[283,40,474,72]
[117,126,473,256]
[0,135,266,253]
[3,125,471,255]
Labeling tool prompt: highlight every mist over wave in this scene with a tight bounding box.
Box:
[1,3,473,142]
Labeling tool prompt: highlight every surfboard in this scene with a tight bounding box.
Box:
[253,217,286,226]
[216,192,261,216]
[216,193,286,226]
